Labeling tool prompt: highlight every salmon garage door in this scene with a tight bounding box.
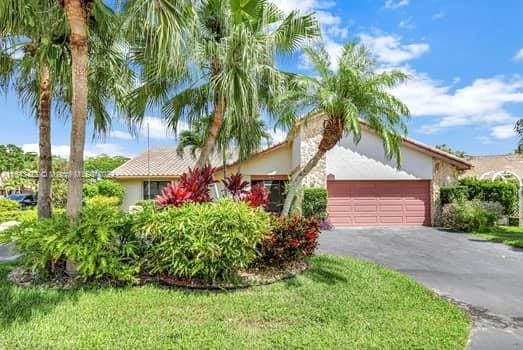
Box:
[327,180,431,227]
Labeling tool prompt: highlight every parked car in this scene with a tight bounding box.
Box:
[7,193,37,209]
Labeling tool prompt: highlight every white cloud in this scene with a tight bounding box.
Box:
[432,11,445,20]
[110,130,133,140]
[22,143,133,158]
[490,124,517,140]
[359,34,430,66]
[384,0,410,10]
[514,48,523,62]
[398,17,415,29]
[391,71,523,136]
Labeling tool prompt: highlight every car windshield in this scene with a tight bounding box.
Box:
[8,194,25,201]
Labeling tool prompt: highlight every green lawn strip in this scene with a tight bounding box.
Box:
[0,255,470,349]
[472,226,523,248]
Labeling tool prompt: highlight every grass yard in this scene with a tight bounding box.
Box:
[472,226,523,248]
[0,255,470,349]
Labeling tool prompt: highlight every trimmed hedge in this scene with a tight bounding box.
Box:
[440,178,518,215]
[302,188,328,220]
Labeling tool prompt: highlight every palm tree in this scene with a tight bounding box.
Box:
[0,0,68,218]
[1,0,133,218]
[127,0,319,168]
[279,44,410,215]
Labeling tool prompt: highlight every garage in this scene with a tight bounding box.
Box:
[327,180,431,227]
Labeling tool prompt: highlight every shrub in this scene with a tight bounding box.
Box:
[242,183,269,208]
[83,180,125,203]
[222,173,249,198]
[257,214,320,266]
[440,200,500,232]
[84,195,121,208]
[1,203,142,284]
[441,178,518,215]
[0,198,20,211]
[134,199,269,282]
[302,188,328,220]
[156,166,216,208]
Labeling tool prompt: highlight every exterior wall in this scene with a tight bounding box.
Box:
[300,117,327,188]
[431,158,460,225]
[326,129,434,180]
[118,179,143,212]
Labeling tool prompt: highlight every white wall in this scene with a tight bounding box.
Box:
[237,145,292,175]
[326,130,433,180]
[119,179,143,211]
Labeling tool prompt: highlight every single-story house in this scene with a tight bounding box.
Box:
[108,114,472,227]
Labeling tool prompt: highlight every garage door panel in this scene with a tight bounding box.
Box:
[327,180,430,227]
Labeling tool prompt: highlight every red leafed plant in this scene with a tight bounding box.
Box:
[256,214,321,266]
[156,166,216,208]
[156,182,192,208]
[222,173,249,198]
[242,184,269,208]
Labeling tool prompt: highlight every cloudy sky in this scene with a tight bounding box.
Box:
[1,0,522,158]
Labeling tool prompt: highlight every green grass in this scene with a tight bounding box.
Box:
[0,255,470,349]
[472,226,523,248]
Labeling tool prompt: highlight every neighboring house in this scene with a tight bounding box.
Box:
[109,114,472,227]
[463,154,523,180]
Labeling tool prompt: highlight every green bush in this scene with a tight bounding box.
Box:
[441,200,500,232]
[302,188,328,220]
[441,178,518,215]
[83,180,124,203]
[84,195,121,208]
[133,199,270,282]
[1,202,142,284]
[0,198,19,211]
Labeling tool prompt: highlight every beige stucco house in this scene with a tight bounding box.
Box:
[109,114,472,227]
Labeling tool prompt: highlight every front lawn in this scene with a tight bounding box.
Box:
[0,255,470,349]
[472,226,523,248]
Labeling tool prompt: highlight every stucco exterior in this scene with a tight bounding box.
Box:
[431,159,461,225]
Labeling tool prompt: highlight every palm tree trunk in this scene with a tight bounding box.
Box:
[37,63,52,219]
[195,98,225,168]
[63,0,89,219]
[281,148,326,216]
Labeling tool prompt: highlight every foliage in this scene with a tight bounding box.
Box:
[84,195,121,208]
[302,188,328,220]
[222,173,249,198]
[441,178,518,215]
[440,200,500,232]
[134,199,270,282]
[84,154,129,173]
[156,166,216,208]
[515,118,523,153]
[83,180,125,203]
[0,144,28,173]
[257,214,320,266]
[0,198,38,223]
[242,184,269,209]
[0,198,19,211]
[435,144,467,158]
[1,203,142,283]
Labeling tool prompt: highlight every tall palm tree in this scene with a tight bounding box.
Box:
[0,0,69,218]
[127,0,319,168]
[279,44,410,215]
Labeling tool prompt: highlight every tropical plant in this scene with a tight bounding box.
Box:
[127,0,319,168]
[257,214,320,266]
[302,188,328,220]
[134,199,270,282]
[222,173,249,198]
[515,119,523,153]
[242,183,270,209]
[441,200,500,232]
[278,44,410,215]
[156,182,192,208]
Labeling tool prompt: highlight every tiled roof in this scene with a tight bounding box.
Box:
[108,147,238,178]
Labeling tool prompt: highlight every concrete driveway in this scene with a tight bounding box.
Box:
[319,227,523,350]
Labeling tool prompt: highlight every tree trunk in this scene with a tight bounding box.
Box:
[195,98,225,168]
[281,148,326,216]
[63,0,89,219]
[37,63,53,219]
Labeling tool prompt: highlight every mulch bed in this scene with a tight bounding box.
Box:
[158,260,309,290]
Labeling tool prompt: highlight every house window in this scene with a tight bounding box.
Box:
[251,180,286,213]
[143,181,170,200]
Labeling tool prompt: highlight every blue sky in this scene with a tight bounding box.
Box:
[1,0,522,158]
